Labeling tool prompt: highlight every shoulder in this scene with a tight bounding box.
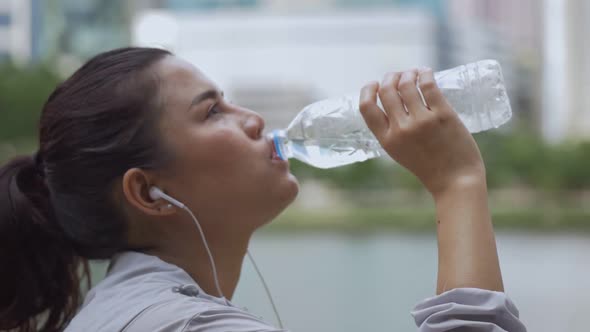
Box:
[66,252,288,332]
[125,294,288,332]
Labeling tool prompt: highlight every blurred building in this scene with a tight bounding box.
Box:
[0,0,43,65]
[446,0,590,143]
[132,9,436,129]
[1,0,135,67]
[4,0,587,142]
[444,0,544,135]
[542,0,590,142]
[45,0,131,60]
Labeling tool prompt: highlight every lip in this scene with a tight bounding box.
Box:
[267,136,288,164]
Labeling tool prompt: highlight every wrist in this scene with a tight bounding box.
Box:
[433,173,488,204]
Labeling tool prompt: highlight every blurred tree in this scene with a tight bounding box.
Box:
[560,142,590,190]
[1,66,589,192]
[289,128,590,191]
[0,64,60,140]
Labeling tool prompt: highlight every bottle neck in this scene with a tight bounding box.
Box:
[271,130,293,160]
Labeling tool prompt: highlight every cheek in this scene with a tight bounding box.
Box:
[187,125,247,163]
[172,123,291,207]
[186,128,259,182]
[206,130,256,169]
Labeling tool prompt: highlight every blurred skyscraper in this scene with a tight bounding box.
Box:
[0,0,43,65]
[132,9,436,129]
[445,0,590,142]
[443,0,543,133]
[542,0,590,142]
[2,0,588,142]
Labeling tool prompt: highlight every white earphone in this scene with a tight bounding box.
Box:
[147,186,284,328]
[149,186,185,209]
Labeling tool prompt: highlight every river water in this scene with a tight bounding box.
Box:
[233,231,590,332]
[87,231,590,331]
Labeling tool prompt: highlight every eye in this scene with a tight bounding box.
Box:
[206,103,221,119]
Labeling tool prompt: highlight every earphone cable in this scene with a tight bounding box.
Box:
[246,250,284,329]
[182,206,225,299]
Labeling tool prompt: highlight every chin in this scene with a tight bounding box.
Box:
[283,172,300,202]
[276,173,299,206]
[261,174,299,225]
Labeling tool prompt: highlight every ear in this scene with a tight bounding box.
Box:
[121,168,176,216]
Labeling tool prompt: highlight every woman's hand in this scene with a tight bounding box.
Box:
[361,68,504,294]
[359,68,486,198]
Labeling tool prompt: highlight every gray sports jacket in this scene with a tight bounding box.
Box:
[65,251,526,332]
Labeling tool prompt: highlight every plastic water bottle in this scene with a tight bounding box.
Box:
[269,59,512,169]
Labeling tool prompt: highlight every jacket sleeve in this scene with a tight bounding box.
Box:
[411,288,527,332]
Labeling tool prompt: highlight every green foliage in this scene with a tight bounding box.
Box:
[0,63,61,140]
[1,66,590,192]
[476,130,590,190]
[268,206,590,232]
[289,155,422,190]
[289,128,590,191]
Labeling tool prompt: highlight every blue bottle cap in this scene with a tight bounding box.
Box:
[272,130,285,160]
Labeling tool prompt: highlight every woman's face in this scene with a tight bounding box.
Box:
[153,55,299,233]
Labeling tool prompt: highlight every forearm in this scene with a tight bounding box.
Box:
[434,176,503,294]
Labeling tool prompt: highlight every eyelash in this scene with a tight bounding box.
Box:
[206,103,221,119]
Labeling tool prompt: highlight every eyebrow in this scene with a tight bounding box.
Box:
[187,89,224,111]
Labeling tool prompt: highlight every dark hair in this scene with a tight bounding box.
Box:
[0,47,172,332]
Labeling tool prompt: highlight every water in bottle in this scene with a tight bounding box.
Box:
[269,59,512,169]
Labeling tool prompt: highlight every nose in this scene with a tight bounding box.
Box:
[242,109,265,140]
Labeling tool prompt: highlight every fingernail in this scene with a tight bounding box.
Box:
[419,66,432,72]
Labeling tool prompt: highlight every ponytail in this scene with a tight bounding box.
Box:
[0,46,172,331]
[0,154,90,332]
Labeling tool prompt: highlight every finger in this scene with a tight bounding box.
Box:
[378,71,407,126]
[398,69,427,114]
[418,67,451,113]
[359,81,388,138]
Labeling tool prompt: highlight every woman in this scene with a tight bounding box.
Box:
[0,47,526,332]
